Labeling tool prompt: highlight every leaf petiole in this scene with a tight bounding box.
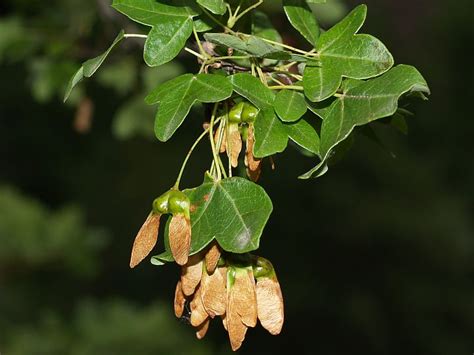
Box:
[268,85,304,91]
[184,47,205,60]
[230,0,264,28]
[209,103,223,181]
[174,117,221,189]
[123,33,148,39]
[192,25,209,59]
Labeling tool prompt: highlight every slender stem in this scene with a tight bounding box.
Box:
[208,55,251,63]
[225,105,233,177]
[209,103,222,180]
[268,85,304,91]
[269,76,286,86]
[199,60,207,73]
[216,115,226,153]
[278,61,298,71]
[226,3,233,18]
[256,66,267,85]
[199,5,235,33]
[234,1,242,17]
[174,120,220,189]
[232,0,263,26]
[185,47,205,60]
[244,35,313,56]
[124,33,148,39]
[273,70,303,81]
[193,25,208,58]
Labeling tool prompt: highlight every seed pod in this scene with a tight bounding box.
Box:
[190,285,209,327]
[227,123,242,168]
[181,254,203,296]
[195,318,210,340]
[228,102,244,123]
[129,213,161,268]
[233,268,258,328]
[169,214,191,266]
[152,191,172,214]
[245,124,262,182]
[168,190,191,218]
[256,277,284,335]
[227,268,249,351]
[201,266,227,318]
[174,280,186,318]
[241,102,259,123]
[205,242,221,273]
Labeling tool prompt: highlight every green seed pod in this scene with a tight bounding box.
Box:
[252,256,275,279]
[241,102,259,123]
[152,190,172,214]
[228,102,245,123]
[168,190,191,217]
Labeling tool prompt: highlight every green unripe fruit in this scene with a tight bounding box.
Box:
[242,102,259,123]
[168,190,190,216]
[252,256,275,279]
[152,190,172,214]
[228,101,244,123]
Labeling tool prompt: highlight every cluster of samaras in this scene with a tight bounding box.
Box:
[129,190,283,351]
[175,245,283,351]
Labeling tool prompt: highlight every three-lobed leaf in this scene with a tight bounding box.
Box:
[112,0,198,67]
[303,4,394,102]
[300,65,430,179]
[153,177,273,263]
[147,74,233,141]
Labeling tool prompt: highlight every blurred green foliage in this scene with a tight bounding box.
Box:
[0,0,473,354]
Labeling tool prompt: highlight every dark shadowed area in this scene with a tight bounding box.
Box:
[0,0,473,354]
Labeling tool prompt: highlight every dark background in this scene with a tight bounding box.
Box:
[1,0,473,354]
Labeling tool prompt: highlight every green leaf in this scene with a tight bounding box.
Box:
[83,31,125,77]
[63,67,84,103]
[112,1,196,67]
[283,0,320,46]
[196,0,227,15]
[306,0,326,3]
[285,117,320,155]
[112,0,198,25]
[143,16,193,67]
[154,177,273,260]
[63,30,125,102]
[300,65,430,179]
[274,90,308,122]
[204,33,248,52]
[253,109,289,158]
[245,36,292,60]
[204,33,291,60]
[229,73,275,109]
[303,5,394,102]
[147,74,233,141]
